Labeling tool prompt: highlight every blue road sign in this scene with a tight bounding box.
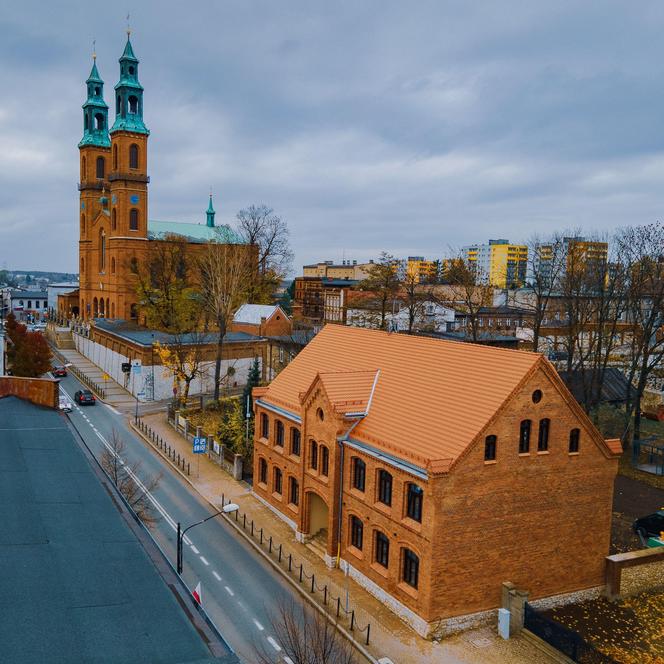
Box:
[193,437,207,454]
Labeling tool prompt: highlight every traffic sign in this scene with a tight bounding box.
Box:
[193,437,207,454]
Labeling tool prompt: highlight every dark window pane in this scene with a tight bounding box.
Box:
[291,428,301,456]
[377,470,392,506]
[484,435,497,461]
[289,477,299,506]
[353,458,366,492]
[519,420,531,454]
[538,418,550,451]
[259,458,267,484]
[569,428,580,453]
[406,484,423,522]
[261,413,269,439]
[321,446,329,476]
[351,516,363,550]
[402,549,419,588]
[310,441,318,470]
[129,209,139,231]
[276,421,284,447]
[375,531,389,567]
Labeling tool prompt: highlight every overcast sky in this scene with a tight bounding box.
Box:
[2,2,664,274]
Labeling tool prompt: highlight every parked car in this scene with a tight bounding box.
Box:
[633,510,664,539]
[58,397,72,413]
[74,389,96,405]
[52,366,68,377]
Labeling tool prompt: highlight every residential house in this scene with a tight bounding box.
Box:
[10,290,48,322]
[230,304,292,337]
[252,325,620,636]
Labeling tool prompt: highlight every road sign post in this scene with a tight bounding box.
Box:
[193,437,206,478]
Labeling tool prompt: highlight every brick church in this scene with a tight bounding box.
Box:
[70,33,246,321]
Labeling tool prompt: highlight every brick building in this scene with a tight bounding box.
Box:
[252,325,621,636]
[230,304,292,337]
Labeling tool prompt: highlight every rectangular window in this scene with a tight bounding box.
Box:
[350,516,363,550]
[375,531,389,567]
[310,441,318,470]
[290,428,301,456]
[275,421,284,447]
[273,468,282,495]
[519,420,531,454]
[352,458,366,492]
[289,477,299,506]
[261,413,269,439]
[406,484,423,522]
[569,428,580,453]
[259,458,267,484]
[402,549,419,588]
[484,435,497,461]
[538,418,550,451]
[377,470,392,506]
[279,347,284,363]
[320,446,329,477]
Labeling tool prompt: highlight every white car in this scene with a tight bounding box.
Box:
[58,397,73,413]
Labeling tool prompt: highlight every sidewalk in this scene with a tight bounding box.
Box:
[134,412,555,664]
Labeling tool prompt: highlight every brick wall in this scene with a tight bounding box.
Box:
[0,376,59,409]
[430,365,618,621]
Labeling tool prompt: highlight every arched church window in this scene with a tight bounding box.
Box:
[80,214,86,234]
[111,257,116,274]
[128,65,135,76]
[84,114,89,130]
[128,96,138,114]
[94,86,100,96]
[80,257,85,273]
[81,156,87,179]
[93,297,98,317]
[116,95,121,114]
[129,144,139,169]
[99,298,105,317]
[130,208,139,231]
[112,209,117,230]
[96,156,105,179]
[95,113,104,131]
[112,144,118,170]
[99,230,106,271]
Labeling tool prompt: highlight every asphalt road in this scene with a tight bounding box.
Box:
[57,373,304,664]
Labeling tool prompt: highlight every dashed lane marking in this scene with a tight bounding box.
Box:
[253,619,264,631]
[224,586,234,596]
[284,657,294,664]
[212,571,221,581]
[191,546,200,554]
[200,556,210,566]
[267,637,281,652]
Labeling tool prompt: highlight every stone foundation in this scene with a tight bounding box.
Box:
[529,586,604,611]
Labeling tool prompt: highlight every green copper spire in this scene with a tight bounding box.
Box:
[206,194,216,227]
[110,35,149,135]
[79,56,111,148]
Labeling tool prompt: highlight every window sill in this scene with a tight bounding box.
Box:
[370,562,389,578]
[347,545,363,561]
[374,502,392,516]
[287,502,299,514]
[484,459,497,465]
[401,517,422,534]
[271,492,283,501]
[568,452,580,456]
[288,453,301,461]
[257,481,268,490]
[274,445,284,454]
[258,437,269,446]
[349,487,366,500]
[537,450,550,455]
[397,582,419,599]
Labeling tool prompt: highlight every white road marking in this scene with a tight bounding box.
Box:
[267,637,281,651]
[224,586,234,596]
[104,403,121,415]
[191,546,199,554]
[200,556,209,566]
[253,619,264,631]
[284,657,294,664]
[212,571,221,581]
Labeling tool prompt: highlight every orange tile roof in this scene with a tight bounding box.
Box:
[260,325,542,472]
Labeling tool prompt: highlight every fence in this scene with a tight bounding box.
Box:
[524,603,616,663]
[135,417,191,476]
[219,493,372,646]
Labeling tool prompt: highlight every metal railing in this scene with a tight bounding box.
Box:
[135,417,191,476]
[219,493,372,645]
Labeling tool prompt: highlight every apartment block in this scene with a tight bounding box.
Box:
[463,240,528,288]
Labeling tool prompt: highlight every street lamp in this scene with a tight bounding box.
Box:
[176,503,239,574]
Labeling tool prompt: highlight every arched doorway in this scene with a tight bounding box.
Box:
[99,298,105,317]
[93,297,98,317]
[307,492,329,539]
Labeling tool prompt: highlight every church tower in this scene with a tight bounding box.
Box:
[108,33,150,320]
[78,54,111,319]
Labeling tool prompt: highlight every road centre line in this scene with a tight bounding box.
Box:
[224,586,234,596]
[212,571,221,581]
[284,657,294,664]
[267,636,281,651]
[200,556,210,566]
[252,619,264,631]
[191,546,200,554]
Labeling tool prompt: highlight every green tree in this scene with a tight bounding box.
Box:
[242,356,261,415]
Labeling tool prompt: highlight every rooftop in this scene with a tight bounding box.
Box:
[148,220,243,244]
[259,325,544,473]
[93,318,261,347]
[233,304,287,326]
[10,290,47,299]
[0,396,236,663]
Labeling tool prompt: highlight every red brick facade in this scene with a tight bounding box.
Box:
[252,327,620,636]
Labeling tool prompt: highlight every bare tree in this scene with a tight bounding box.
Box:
[615,222,664,444]
[402,271,430,333]
[444,255,493,342]
[253,598,356,664]
[100,429,162,529]
[199,236,251,400]
[236,205,293,302]
[358,252,401,330]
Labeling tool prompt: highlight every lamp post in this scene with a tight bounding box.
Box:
[176,503,239,574]
[150,333,155,401]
